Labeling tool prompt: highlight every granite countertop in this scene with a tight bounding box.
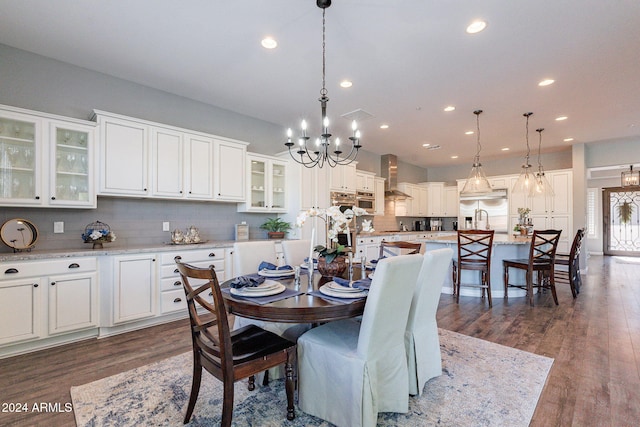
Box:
[0,239,258,262]
[357,230,455,237]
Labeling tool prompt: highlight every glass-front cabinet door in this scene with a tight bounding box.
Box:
[249,157,267,210]
[0,114,42,205]
[49,121,94,205]
[270,161,286,211]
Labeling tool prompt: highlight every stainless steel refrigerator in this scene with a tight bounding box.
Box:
[459,189,509,233]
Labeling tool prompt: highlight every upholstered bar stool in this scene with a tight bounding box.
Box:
[503,229,562,306]
[452,230,495,307]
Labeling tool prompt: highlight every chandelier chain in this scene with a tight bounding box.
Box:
[321,8,327,98]
[523,112,533,165]
[536,127,544,168]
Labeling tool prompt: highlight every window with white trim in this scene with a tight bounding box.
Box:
[587,188,597,238]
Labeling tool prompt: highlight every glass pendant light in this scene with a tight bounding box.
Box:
[512,112,535,195]
[531,128,554,197]
[621,165,640,187]
[461,109,492,194]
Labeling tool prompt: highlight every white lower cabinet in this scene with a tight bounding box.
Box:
[159,248,226,314]
[0,257,98,357]
[112,254,157,324]
[355,236,382,261]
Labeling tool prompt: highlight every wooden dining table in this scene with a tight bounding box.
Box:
[220,267,368,324]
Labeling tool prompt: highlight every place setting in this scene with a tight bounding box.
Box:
[309,276,371,303]
[221,262,302,304]
[257,261,296,278]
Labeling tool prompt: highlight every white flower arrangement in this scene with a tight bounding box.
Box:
[517,207,531,217]
[296,205,373,243]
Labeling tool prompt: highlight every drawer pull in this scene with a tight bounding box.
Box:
[174,281,182,287]
[209,291,213,296]
[209,253,215,257]
[51,282,56,286]
[33,283,39,288]
[68,263,80,269]
[4,268,18,274]
[174,268,179,273]
[173,297,182,303]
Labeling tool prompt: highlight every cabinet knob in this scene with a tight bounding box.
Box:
[173,297,182,303]
[51,196,56,200]
[68,263,80,269]
[33,283,39,288]
[4,268,18,274]
[209,253,215,257]
[144,188,147,191]
[174,281,181,287]
[180,190,183,194]
[174,268,179,273]
[35,196,40,200]
[51,282,56,286]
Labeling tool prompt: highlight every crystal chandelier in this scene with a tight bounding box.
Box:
[461,109,492,194]
[512,112,535,195]
[621,165,640,187]
[285,0,361,168]
[531,127,554,197]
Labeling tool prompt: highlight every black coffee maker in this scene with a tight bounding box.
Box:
[414,220,423,231]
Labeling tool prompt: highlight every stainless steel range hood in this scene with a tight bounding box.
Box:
[381,154,411,199]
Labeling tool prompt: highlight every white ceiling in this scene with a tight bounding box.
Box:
[1,0,639,168]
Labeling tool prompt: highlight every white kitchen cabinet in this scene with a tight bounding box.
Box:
[396,183,427,216]
[94,109,248,202]
[356,171,375,192]
[112,254,157,324]
[214,139,247,202]
[0,104,97,208]
[159,248,226,314]
[330,163,357,193]
[374,177,385,216]
[48,268,98,335]
[238,153,288,212]
[0,257,98,356]
[300,163,330,210]
[425,183,444,216]
[443,186,458,217]
[355,236,382,261]
[95,112,150,197]
[0,277,43,346]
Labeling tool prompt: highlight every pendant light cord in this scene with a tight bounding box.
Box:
[523,112,533,166]
[536,128,544,169]
[474,109,483,163]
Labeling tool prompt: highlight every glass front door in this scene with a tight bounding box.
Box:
[603,187,640,256]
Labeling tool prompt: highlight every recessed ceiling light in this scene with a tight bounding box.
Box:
[444,106,455,112]
[340,80,353,88]
[451,155,459,159]
[563,137,574,142]
[422,143,431,147]
[380,124,389,129]
[555,116,568,121]
[465,131,474,135]
[261,37,277,49]
[466,20,487,34]
[501,147,510,151]
[538,79,555,87]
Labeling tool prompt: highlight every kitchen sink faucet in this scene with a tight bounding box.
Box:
[474,208,491,230]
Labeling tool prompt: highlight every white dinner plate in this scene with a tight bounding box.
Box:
[300,263,317,270]
[230,281,286,297]
[327,281,363,293]
[258,269,295,277]
[319,283,368,299]
[239,280,281,293]
[368,273,374,279]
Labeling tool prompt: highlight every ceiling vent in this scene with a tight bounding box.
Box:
[341,108,374,122]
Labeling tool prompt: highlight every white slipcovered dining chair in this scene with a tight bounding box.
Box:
[280,239,311,267]
[405,247,453,395]
[297,254,424,427]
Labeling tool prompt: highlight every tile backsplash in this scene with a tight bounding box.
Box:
[0,197,275,253]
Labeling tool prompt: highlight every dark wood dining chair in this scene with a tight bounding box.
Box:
[452,229,495,307]
[554,228,585,298]
[503,229,562,306]
[174,256,296,426]
[378,240,422,259]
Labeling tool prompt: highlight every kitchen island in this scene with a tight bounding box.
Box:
[417,233,532,298]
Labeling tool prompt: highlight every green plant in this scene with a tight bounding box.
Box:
[617,201,634,224]
[513,224,521,232]
[259,217,291,233]
[314,244,346,264]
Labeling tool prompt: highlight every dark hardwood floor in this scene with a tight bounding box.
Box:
[1,255,638,426]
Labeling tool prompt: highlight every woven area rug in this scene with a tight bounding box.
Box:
[71,329,553,426]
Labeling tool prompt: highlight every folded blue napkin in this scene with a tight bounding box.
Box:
[258,261,294,271]
[304,257,318,264]
[230,274,265,289]
[370,256,387,264]
[333,277,372,290]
